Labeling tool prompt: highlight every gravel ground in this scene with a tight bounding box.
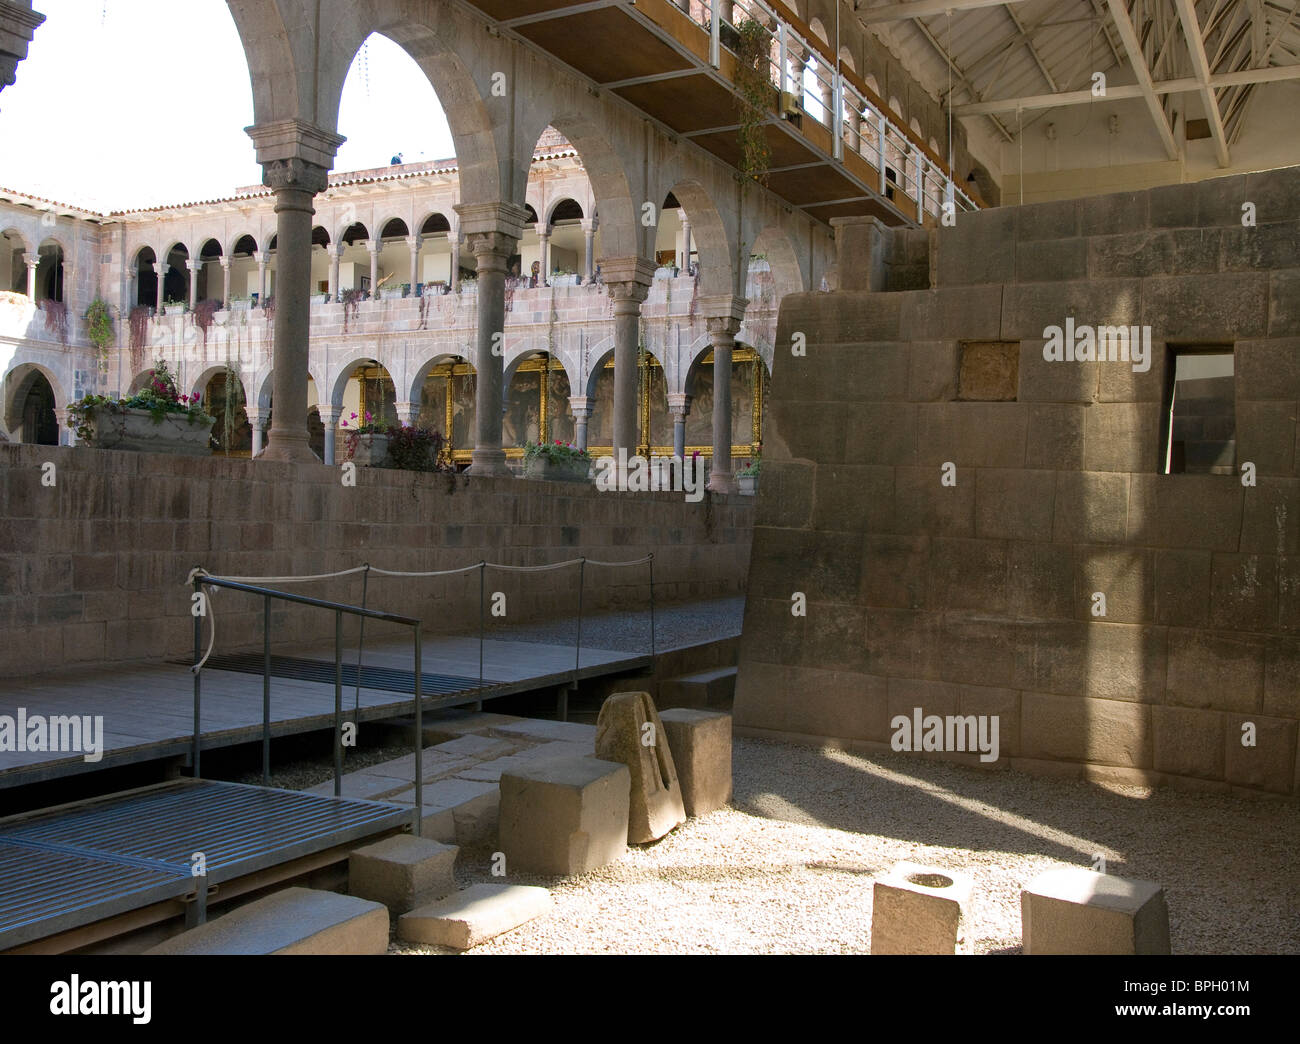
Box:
[394,736,1300,955]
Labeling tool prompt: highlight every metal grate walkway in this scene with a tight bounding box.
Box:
[0,779,412,950]
[183,652,499,696]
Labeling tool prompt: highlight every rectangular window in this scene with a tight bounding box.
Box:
[1162,348,1235,474]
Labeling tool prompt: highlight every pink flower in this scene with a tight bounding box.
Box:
[350,412,357,419]
[365,411,373,423]
[340,419,348,427]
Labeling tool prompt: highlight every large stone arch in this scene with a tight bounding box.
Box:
[407,350,474,404]
[659,178,737,298]
[750,224,805,298]
[3,359,69,433]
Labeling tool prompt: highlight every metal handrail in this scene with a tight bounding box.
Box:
[189,573,426,836]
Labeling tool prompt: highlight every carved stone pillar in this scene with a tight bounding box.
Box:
[536,224,550,286]
[367,243,379,299]
[327,244,341,302]
[318,404,340,465]
[569,394,592,452]
[220,257,232,308]
[703,297,746,493]
[155,262,167,312]
[455,201,528,477]
[246,405,266,457]
[254,251,268,307]
[22,252,37,299]
[247,119,344,464]
[186,259,199,310]
[603,257,654,468]
[580,218,597,284]
[667,392,691,461]
[406,235,421,295]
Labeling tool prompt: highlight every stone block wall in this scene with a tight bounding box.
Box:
[734,165,1300,796]
[0,444,751,678]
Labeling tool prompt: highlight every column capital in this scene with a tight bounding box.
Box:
[601,255,655,293]
[405,235,422,251]
[253,251,266,266]
[677,208,691,226]
[317,405,341,425]
[21,251,38,269]
[365,240,380,256]
[580,217,598,234]
[464,230,517,266]
[246,119,344,194]
[707,315,743,342]
[219,256,231,270]
[186,259,200,273]
[244,405,266,423]
[454,200,529,241]
[701,294,748,325]
[567,395,593,417]
[535,223,550,239]
[666,393,692,416]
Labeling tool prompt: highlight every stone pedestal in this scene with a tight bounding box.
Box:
[871,862,973,954]
[658,709,732,816]
[498,755,630,875]
[1021,867,1171,954]
[348,834,458,915]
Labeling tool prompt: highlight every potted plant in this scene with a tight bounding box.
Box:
[522,440,592,482]
[341,411,388,466]
[68,360,214,455]
[162,298,187,316]
[385,424,447,471]
[737,452,761,494]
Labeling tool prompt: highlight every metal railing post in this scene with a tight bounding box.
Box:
[709,0,720,67]
[262,592,271,786]
[832,68,843,160]
[779,22,789,95]
[478,561,486,693]
[192,573,202,779]
[648,554,656,658]
[413,621,423,837]
[878,116,888,194]
[333,610,343,797]
[574,557,585,688]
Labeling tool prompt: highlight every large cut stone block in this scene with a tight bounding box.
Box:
[595,691,687,843]
[398,883,552,950]
[348,834,458,914]
[498,755,630,875]
[1022,867,1170,954]
[145,887,389,955]
[658,709,732,816]
[871,862,973,954]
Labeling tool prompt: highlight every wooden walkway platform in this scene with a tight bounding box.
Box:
[0,634,648,788]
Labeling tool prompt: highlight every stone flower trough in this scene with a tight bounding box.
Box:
[80,406,214,456]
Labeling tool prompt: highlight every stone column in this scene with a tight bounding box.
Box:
[317,405,340,465]
[603,257,655,470]
[449,229,461,293]
[394,400,418,427]
[455,201,528,477]
[246,405,265,457]
[247,119,344,464]
[53,407,74,447]
[580,218,596,284]
[61,262,74,316]
[186,259,199,309]
[254,251,268,307]
[536,224,550,286]
[568,395,592,452]
[678,209,692,273]
[667,392,691,460]
[220,258,232,308]
[407,235,421,295]
[367,242,379,299]
[706,314,742,493]
[155,263,167,312]
[22,252,37,299]
[327,245,341,302]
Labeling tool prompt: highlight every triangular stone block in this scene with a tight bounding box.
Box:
[594,691,686,843]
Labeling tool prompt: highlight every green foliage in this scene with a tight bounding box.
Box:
[738,452,762,478]
[735,18,773,188]
[84,299,116,372]
[67,359,212,440]
[523,440,591,468]
[385,425,447,471]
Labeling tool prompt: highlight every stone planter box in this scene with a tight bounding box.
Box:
[162,305,187,316]
[524,456,590,483]
[80,406,215,456]
[348,432,389,466]
[738,473,759,495]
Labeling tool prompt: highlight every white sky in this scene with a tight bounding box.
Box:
[0,0,454,212]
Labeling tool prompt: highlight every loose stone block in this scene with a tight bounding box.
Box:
[146,887,389,955]
[595,691,687,843]
[398,883,552,950]
[658,709,732,816]
[871,862,973,954]
[1022,867,1171,954]
[498,756,630,875]
[348,834,458,914]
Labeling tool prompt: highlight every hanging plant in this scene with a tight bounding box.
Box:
[128,306,151,375]
[734,17,773,188]
[42,299,69,345]
[340,288,362,334]
[194,299,219,347]
[85,298,116,373]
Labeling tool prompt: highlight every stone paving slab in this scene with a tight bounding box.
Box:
[397,884,553,950]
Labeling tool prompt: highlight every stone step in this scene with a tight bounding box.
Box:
[145,887,389,955]
[398,883,552,950]
[660,666,737,709]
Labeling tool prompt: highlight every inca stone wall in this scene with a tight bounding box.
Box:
[734,166,1300,796]
[0,443,751,678]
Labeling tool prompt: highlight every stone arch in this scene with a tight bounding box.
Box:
[313,14,502,206]
[661,180,735,298]
[838,46,856,73]
[808,17,830,46]
[543,196,584,229]
[3,361,67,442]
[255,363,324,411]
[2,226,29,254]
[230,233,259,256]
[419,212,453,235]
[407,351,474,404]
[378,217,410,241]
[749,224,805,297]
[2,228,29,294]
[682,336,716,400]
[329,351,392,410]
[585,338,615,400]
